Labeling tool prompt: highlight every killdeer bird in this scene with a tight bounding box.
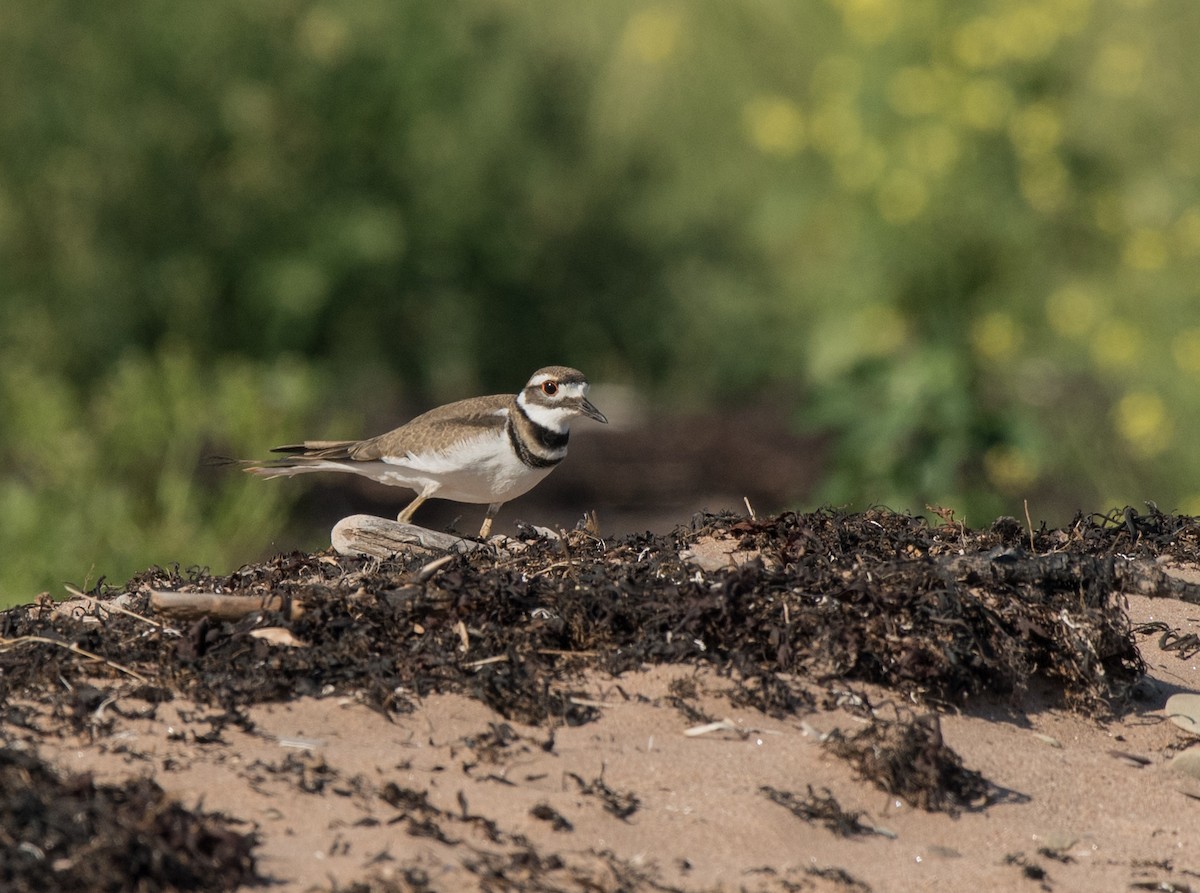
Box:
[246,366,607,538]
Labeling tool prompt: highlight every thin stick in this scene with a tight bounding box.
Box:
[461,648,599,668]
[62,584,180,636]
[530,561,574,579]
[684,718,744,738]
[462,654,509,669]
[536,648,600,658]
[0,635,148,683]
[1024,498,1036,553]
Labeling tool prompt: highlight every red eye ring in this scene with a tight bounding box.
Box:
[541,380,559,396]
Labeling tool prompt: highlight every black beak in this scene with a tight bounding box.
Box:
[581,397,608,424]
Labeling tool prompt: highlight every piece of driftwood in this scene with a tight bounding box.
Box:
[941,551,1200,605]
[149,591,305,622]
[148,551,457,624]
[331,514,482,559]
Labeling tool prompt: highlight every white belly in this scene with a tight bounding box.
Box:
[377,433,558,504]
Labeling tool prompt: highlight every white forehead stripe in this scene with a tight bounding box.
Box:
[556,382,588,398]
[528,372,587,388]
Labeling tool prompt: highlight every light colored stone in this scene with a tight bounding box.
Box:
[1166,748,1200,781]
[1165,692,1200,736]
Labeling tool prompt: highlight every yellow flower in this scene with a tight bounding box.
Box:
[1090,320,1142,370]
[887,67,946,117]
[902,124,959,176]
[1122,228,1169,270]
[1019,156,1069,213]
[984,446,1037,490]
[833,137,887,191]
[1009,102,1063,158]
[1091,40,1145,97]
[743,97,805,157]
[1172,328,1200,374]
[297,7,350,64]
[877,170,928,224]
[971,312,1021,361]
[960,78,1015,130]
[1175,208,1200,256]
[1052,0,1094,35]
[835,0,899,45]
[809,99,863,158]
[953,18,1003,70]
[622,7,683,64]
[1112,392,1173,459]
[995,5,1061,61]
[1045,283,1101,338]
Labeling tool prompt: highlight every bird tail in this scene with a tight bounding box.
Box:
[267,440,361,459]
[243,456,358,479]
[208,440,365,478]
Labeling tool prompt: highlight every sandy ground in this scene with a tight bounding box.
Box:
[27,587,1200,893]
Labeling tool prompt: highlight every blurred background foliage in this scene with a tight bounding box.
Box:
[2,0,1199,602]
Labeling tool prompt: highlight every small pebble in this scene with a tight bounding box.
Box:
[927,844,961,859]
[1165,693,1200,736]
[1166,748,1200,781]
[1039,831,1077,853]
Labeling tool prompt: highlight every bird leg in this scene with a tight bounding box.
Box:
[397,491,431,524]
[479,503,503,538]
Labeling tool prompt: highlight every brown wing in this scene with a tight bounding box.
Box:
[352,394,512,460]
[269,395,513,462]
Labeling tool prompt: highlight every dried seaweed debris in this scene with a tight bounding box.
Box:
[823,712,997,815]
[0,743,258,893]
[0,507,1186,738]
[759,784,879,837]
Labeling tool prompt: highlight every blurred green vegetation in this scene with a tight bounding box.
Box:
[3,0,1199,603]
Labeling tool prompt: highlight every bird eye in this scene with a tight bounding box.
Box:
[541,381,559,396]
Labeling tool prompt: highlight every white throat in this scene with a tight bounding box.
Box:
[518,389,581,431]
